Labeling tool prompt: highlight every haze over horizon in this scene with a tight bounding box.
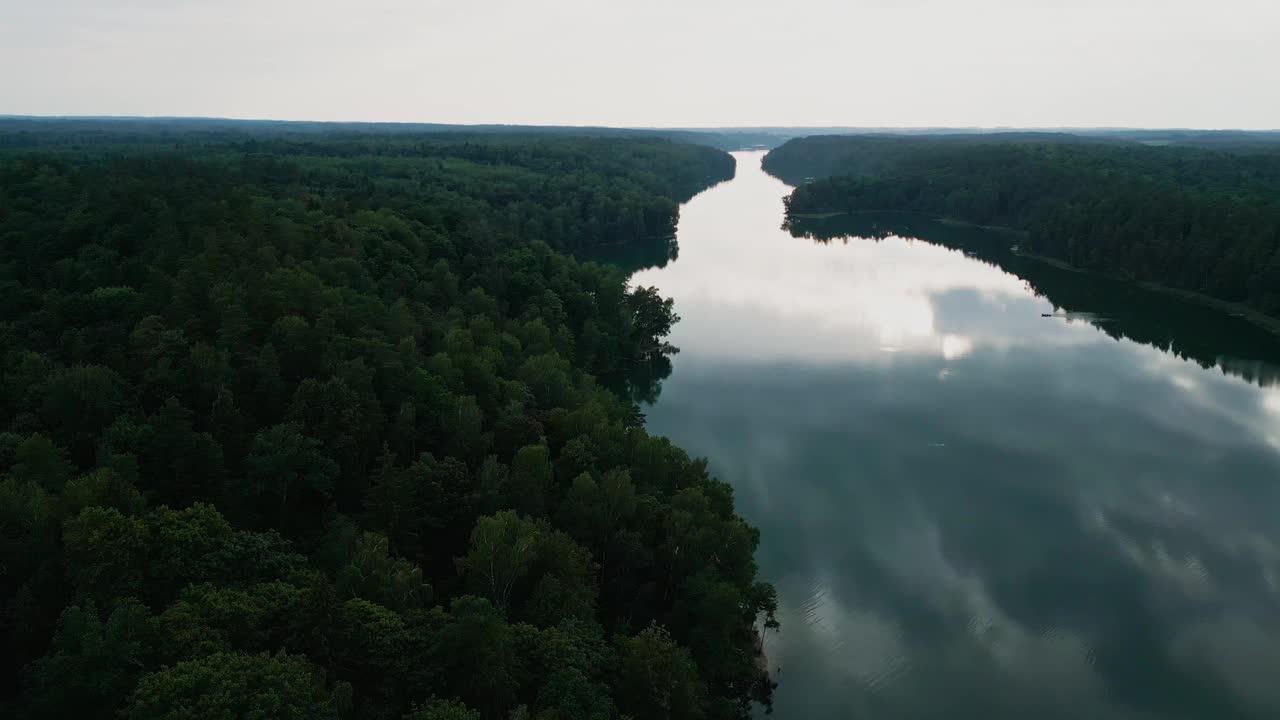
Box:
[3,0,1278,130]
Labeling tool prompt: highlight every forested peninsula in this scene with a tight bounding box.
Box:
[765,135,1280,316]
[0,129,777,720]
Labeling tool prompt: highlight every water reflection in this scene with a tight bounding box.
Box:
[634,151,1280,720]
[788,212,1280,388]
[632,179,1072,365]
[588,235,679,277]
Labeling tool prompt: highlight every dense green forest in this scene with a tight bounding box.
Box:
[766,135,1280,315]
[0,117,787,152]
[0,130,778,720]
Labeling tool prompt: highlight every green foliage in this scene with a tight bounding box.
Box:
[404,698,482,720]
[768,135,1280,315]
[62,503,304,608]
[0,130,770,719]
[337,532,432,611]
[124,652,336,720]
[10,435,73,492]
[432,596,521,717]
[242,422,338,532]
[155,581,317,663]
[24,599,153,720]
[61,467,146,516]
[505,445,555,517]
[458,511,541,610]
[615,625,706,720]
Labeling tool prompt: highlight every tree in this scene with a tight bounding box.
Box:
[363,447,422,556]
[24,599,154,720]
[433,597,520,718]
[404,698,481,720]
[332,599,412,719]
[153,576,316,661]
[614,626,705,720]
[521,528,597,627]
[40,365,122,465]
[417,454,479,534]
[768,134,1280,316]
[503,445,553,518]
[63,504,303,609]
[124,652,337,720]
[288,375,367,487]
[558,469,636,552]
[243,422,338,532]
[457,511,539,610]
[144,397,225,508]
[209,387,248,472]
[62,506,147,603]
[0,131,773,718]
[9,434,72,492]
[337,532,431,611]
[522,619,615,720]
[626,287,679,360]
[61,467,146,516]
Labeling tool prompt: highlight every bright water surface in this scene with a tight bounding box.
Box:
[629,151,1280,720]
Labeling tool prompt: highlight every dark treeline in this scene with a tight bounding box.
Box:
[760,133,1136,184]
[766,135,1280,316]
[1083,129,1280,152]
[788,212,1280,388]
[0,116,784,152]
[15,118,1278,155]
[0,130,776,720]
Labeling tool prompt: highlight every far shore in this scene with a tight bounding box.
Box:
[1010,247,1280,336]
[789,209,1280,338]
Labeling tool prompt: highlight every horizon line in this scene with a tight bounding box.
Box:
[2,114,1278,134]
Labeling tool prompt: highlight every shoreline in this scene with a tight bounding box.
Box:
[1010,248,1280,336]
[793,208,1027,236]
[789,209,1280,338]
[788,211,846,219]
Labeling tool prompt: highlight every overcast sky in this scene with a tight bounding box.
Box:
[2,0,1277,129]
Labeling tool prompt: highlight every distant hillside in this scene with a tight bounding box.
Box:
[0,115,789,151]
[765,134,1280,316]
[760,132,1126,185]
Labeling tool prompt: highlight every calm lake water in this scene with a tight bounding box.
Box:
[630,151,1280,719]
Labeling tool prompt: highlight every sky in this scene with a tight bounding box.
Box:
[2,0,1278,129]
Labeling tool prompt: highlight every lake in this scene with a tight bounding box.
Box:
[627,151,1280,719]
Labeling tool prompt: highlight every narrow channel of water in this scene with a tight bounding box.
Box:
[633,151,1280,720]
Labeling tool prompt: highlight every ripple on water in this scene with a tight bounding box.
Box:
[863,653,911,692]
[645,152,1280,720]
[794,578,913,694]
[1041,626,1098,668]
[799,579,847,651]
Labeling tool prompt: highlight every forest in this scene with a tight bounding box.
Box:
[766,135,1280,316]
[0,117,785,152]
[0,129,776,720]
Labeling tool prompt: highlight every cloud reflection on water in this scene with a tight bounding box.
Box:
[638,152,1280,719]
